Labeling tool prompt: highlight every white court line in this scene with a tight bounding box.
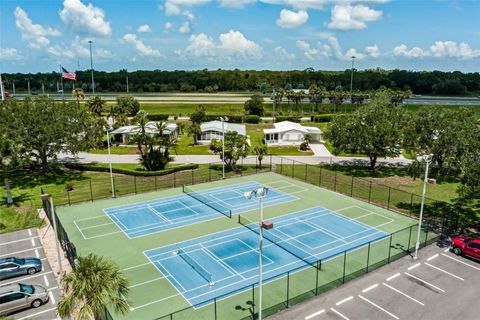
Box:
[305,309,325,320]
[386,273,400,281]
[80,221,116,230]
[129,276,165,289]
[147,206,172,224]
[73,220,89,240]
[424,262,464,281]
[44,275,49,287]
[404,272,445,292]
[427,254,439,261]
[0,236,39,246]
[362,283,378,293]
[358,294,399,319]
[121,262,151,271]
[199,244,243,279]
[35,249,40,258]
[1,271,53,286]
[16,307,57,320]
[408,263,421,270]
[441,253,480,271]
[48,291,55,305]
[330,308,350,320]
[0,246,43,258]
[130,293,182,311]
[382,282,424,306]
[336,296,353,306]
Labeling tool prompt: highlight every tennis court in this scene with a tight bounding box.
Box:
[145,206,390,307]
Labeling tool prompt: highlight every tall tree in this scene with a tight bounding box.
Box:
[210,131,249,170]
[71,88,85,108]
[116,94,140,116]
[244,94,264,116]
[253,145,268,169]
[57,254,129,320]
[188,105,207,145]
[86,96,106,116]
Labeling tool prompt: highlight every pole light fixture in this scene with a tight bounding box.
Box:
[414,154,433,260]
[88,40,95,95]
[220,117,229,179]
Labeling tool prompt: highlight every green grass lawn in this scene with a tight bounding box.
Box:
[174,134,212,155]
[0,206,44,234]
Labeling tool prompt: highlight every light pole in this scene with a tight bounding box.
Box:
[88,40,95,95]
[414,154,433,260]
[106,128,116,198]
[349,55,356,101]
[26,78,31,95]
[244,187,269,320]
[272,88,276,124]
[0,74,5,101]
[220,116,229,179]
[126,69,129,93]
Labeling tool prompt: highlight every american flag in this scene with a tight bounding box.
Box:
[61,67,76,81]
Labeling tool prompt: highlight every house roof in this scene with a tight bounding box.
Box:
[111,122,177,135]
[263,121,321,134]
[200,121,246,136]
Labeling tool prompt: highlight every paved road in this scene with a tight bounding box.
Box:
[0,229,61,320]
[270,243,480,320]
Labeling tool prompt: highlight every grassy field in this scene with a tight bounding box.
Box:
[89,146,139,155]
[0,206,43,234]
[55,172,427,320]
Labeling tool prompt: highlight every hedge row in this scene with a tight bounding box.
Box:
[147,114,170,121]
[310,114,335,122]
[64,163,199,176]
[274,116,301,123]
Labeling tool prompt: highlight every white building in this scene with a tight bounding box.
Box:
[111,122,178,144]
[263,121,320,146]
[199,120,246,143]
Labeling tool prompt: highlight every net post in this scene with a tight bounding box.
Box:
[342,251,347,283]
[214,298,217,320]
[366,242,371,273]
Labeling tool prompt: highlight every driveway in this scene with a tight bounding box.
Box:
[0,229,61,320]
[308,143,332,157]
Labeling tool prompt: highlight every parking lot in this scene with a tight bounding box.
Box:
[0,229,61,320]
[271,243,480,320]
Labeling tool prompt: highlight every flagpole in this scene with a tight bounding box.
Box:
[60,65,64,100]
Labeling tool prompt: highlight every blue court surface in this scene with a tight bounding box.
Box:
[144,207,389,307]
[103,181,297,238]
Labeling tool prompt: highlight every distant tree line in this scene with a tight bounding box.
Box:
[2,69,479,95]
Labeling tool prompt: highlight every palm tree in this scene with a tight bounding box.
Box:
[253,145,268,169]
[86,96,106,116]
[71,88,85,108]
[57,253,129,320]
[276,87,285,113]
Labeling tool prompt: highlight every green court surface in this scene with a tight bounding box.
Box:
[56,172,433,320]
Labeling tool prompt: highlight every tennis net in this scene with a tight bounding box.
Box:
[177,247,213,285]
[238,215,319,269]
[182,185,232,218]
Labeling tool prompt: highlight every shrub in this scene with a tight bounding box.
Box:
[147,114,169,121]
[311,114,334,122]
[299,142,309,151]
[64,163,199,176]
[244,115,260,124]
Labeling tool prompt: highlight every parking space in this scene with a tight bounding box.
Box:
[271,244,480,320]
[1,229,61,320]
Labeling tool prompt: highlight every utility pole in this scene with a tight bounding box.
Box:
[88,40,95,95]
[0,74,5,101]
[349,56,356,102]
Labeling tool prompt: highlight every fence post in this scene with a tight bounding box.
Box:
[173,171,176,188]
[366,242,371,273]
[334,172,337,192]
[214,298,217,320]
[350,176,354,197]
[315,261,320,296]
[292,160,295,178]
[209,165,212,182]
[89,180,93,202]
[280,157,283,174]
[407,225,413,253]
[270,154,273,172]
[191,169,194,185]
[387,187,391,209]
[134,176,137,194]
[304,164,308,182]
[112,176,116,198]
[342,251,347,283]
[286,271,290,308]
[254,157,257,174]
[319,167,322,186]
[387,235,393,263]
[67,190,71,206]
[424,228,429,247]
[409,193,414,217]
[154,176,157,191]
[368,181,372,203]
[252,284,255,318]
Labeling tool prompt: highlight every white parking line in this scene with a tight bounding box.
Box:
[44,275,50,286]
[330,308,350,320]
[424,262,464,281]
[0,236,39,246]
[386,273,400,281]
[408,262,421,270]
[47,286,59,291]
[49,291,56,304]
[382,282,425,306]
[16,307,57,320]
[28,229,32,236]
[31,238,35,246]
[35,249,40,258]
[427,253,439,261]
[404,272,445,292]
[1,271,53,286]
[362,283,378,293]
[336,296,353,306]
[444,247,450,252]
[358,294,399,319]
[0,246,43,257]
[305,309,325,320]
[441,253,480,271]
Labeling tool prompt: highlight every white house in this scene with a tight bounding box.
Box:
[199,120,246,143]
[111,122,178,144]
[263,121,320,146]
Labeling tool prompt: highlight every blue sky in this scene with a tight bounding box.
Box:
[1,0,479,73]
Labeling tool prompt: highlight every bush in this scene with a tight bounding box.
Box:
[64,163,199,176]
[147,114,170,121]
[299,142,309,151]
[275,116,301,123]
[244,115,260,124]
[311,114,334,122]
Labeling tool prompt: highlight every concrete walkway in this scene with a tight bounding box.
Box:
[309,143,333,157]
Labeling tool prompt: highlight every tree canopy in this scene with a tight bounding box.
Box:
[210,131,249,170]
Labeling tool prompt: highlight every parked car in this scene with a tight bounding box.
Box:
[0,283,49,316]
[450,235,480,260]
[0,257,42,280]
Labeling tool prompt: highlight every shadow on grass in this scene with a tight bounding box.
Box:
[322,160,409,178]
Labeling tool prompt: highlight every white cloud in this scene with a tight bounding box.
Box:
[365,44,380,58]
[59,0,111,36]
[137,24,152,33]
[393,44,427,58]
[296,40,320,60]
[165,22,173,30]
[277,9,309,28]
[46,36,112,60]
[327,4,382,30]
[14,7,61,49]
[261,0,328,10]
[180,30,262,60]
[219,0,256,8]
[122,33,161,57]
[296,37,379,62]
[274,46,295,62]
[179,21,191,33]
[0,48,25,62]
[165,2,182,15]
[164,0,210,15]
[429,41,480,59]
